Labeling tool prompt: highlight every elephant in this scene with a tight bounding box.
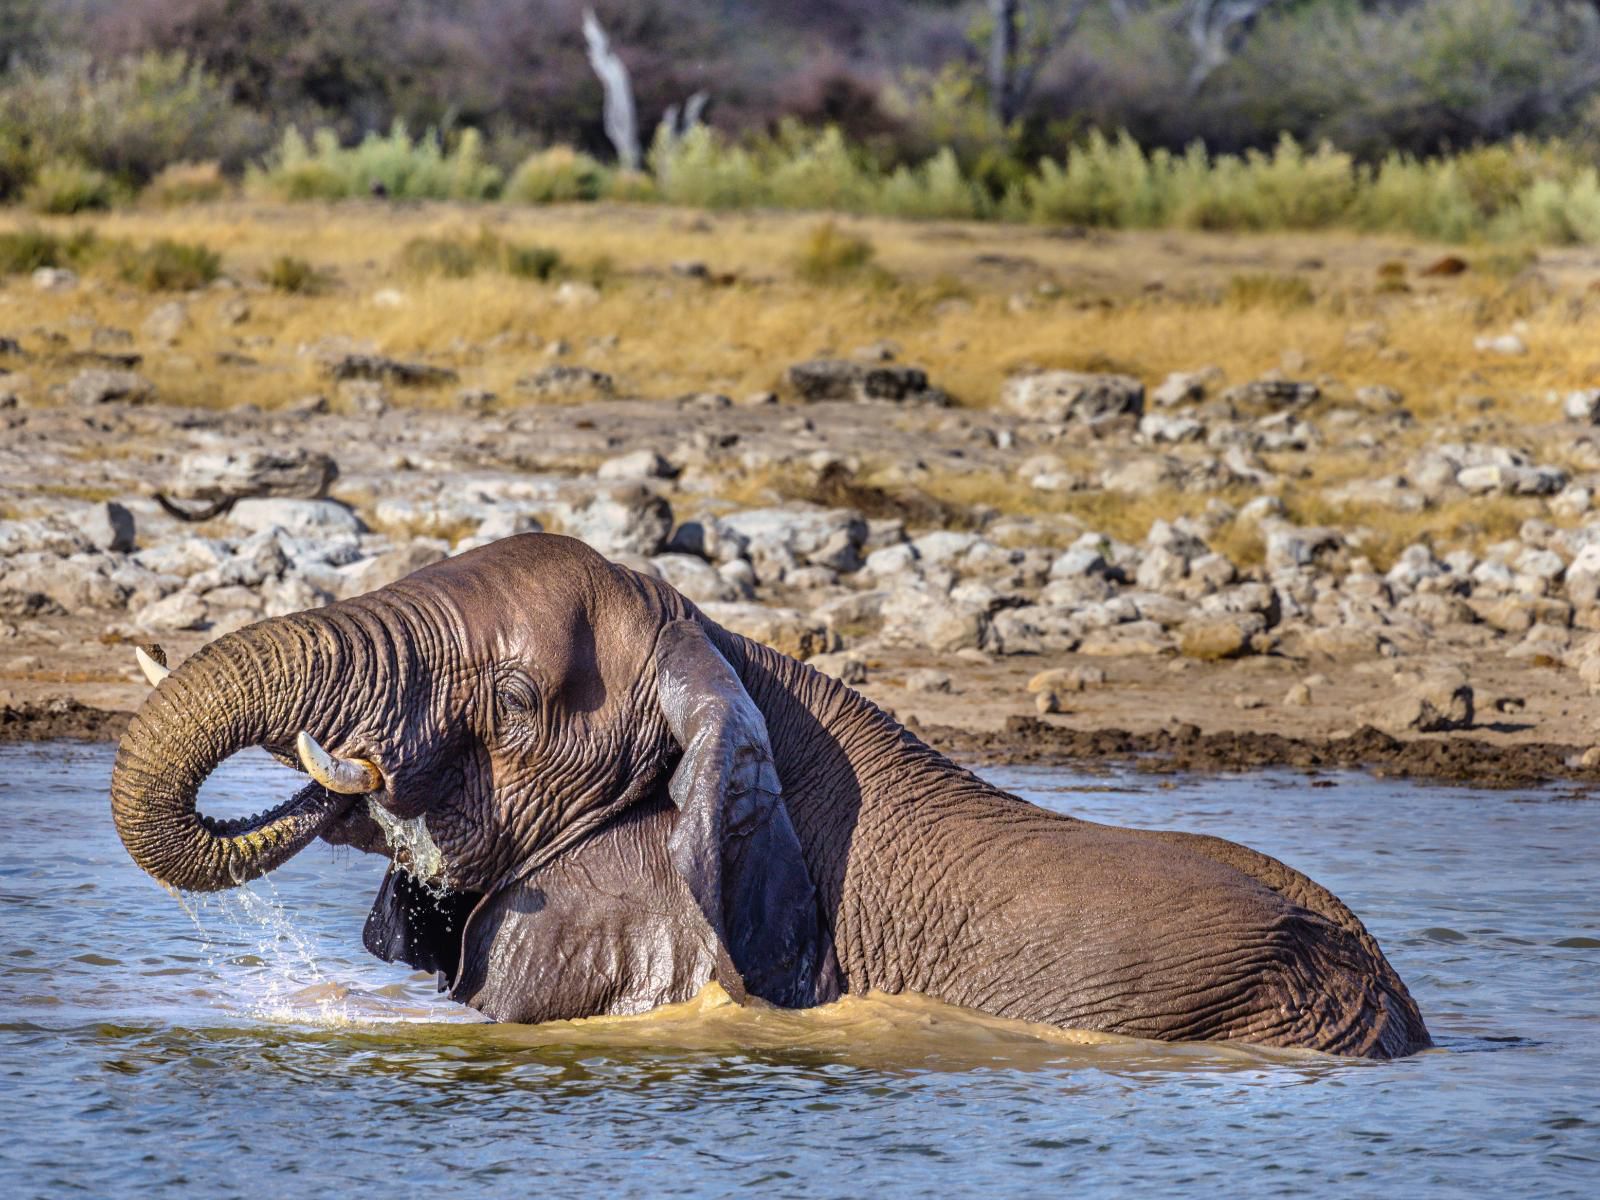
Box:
[111,533,1431,1058]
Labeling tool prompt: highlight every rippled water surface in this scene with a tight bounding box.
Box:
[2,744,1596,1198]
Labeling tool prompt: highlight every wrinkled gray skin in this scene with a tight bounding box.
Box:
[111,534,1431,1058]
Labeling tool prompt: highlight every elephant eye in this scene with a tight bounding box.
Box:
[496,672,539,717]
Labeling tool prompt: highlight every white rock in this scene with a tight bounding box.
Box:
[32,267,77,292]
[597,450,675,481]
[1001,371,1144,425]
[1474,333,1527,356]
[136,591,209,631]
[228,498,366,537]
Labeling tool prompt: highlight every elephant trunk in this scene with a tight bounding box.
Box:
[111,607,392,893]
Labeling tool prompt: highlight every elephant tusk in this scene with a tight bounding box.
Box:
[135,646,171,687]
[295,731,382,795]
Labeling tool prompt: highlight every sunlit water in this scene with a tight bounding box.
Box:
[1,744,1596,1199]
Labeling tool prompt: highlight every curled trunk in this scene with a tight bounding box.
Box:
[110,607,391,892]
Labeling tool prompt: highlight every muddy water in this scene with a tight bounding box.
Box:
[1,745,1595,1198]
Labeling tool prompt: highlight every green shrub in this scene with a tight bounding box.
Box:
[0,53,269,198]
[503,147,608,203]
[397,229,563,280]
[794,221,876,284]
[0,227,73,275]
[248,124,501,202]
[24,161,117,214]
[263,255,335,294]
[877,148,988,219]
[650,125,769,209]
[503,243,563,281]
[116,239,222,291]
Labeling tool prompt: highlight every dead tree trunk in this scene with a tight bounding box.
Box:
[582,8,640,170]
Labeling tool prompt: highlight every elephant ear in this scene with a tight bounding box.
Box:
[654,619,839,1009]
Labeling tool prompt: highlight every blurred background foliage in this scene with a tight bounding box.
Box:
[3,1,1600,240]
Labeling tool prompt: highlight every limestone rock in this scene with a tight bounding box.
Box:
[516,365,615,399]
[699,603,835,661]
[1001,371,1143,426]
[171,449,338,502]
[67,369,155,406]
[1178,614,1263,660]
[564,485,673,558]
[228,498,365,537]
[785,359,948,405]
[807,652,868,685]
[1386,668,1474,732]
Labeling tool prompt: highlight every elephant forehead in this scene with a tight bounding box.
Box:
[393,534,674,688]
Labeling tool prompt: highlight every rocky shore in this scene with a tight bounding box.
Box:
[5,208,1599,784]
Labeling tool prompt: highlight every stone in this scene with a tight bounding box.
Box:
[141,301,189,346]
[171,449,338,502]
[1264,524,1345,573]
[1283,682,1312,707]
[1219,380,1319,412]
[1001,371,1143,425]
[1178,615,1263,660]
[1139,412,1206,443]
[715,508,868,582]
[1355,385,1404,409]
[336,379,389,415]
[515,365,615,399]
[597,450,676,481]
[1386,668,1474,732]
[1562,390,1600,424]
[84,501,136,554]
[473,511,542,543]
[554,281,601,307]
[32,267,77,292]
[318,351,458,387]
[227,498,365,537]
[1151,368,1220,408]
[338,542,449,596]
[67,369,155,406]
[1474,333,1527,356]
[880,587,988,654]
[902,668,953,694]
[135,591,209,631]
[649,553,744,603]
[698,603,835,661]
[785,359,946,405]
[563,485,673,558]
[1234,695,1265,710]
[807,652,868,685]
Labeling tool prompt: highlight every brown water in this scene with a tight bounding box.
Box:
[1,744,1596,1198]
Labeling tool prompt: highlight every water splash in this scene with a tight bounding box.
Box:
[365,799,450,894]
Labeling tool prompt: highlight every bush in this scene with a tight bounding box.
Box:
[503,147,608,204]
[397,230,563,280]
[794,221,876,284]
[503,243,563,281]
[0,227,100,275]
[0,53,269,197]
[143,161,229,206]
[24,161,118,214]
[877,148,988,219]
[262,255,334,294]
[248,125,501,202]
[116,239,222,291]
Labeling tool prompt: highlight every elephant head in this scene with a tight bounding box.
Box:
[111,533,838,1015]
